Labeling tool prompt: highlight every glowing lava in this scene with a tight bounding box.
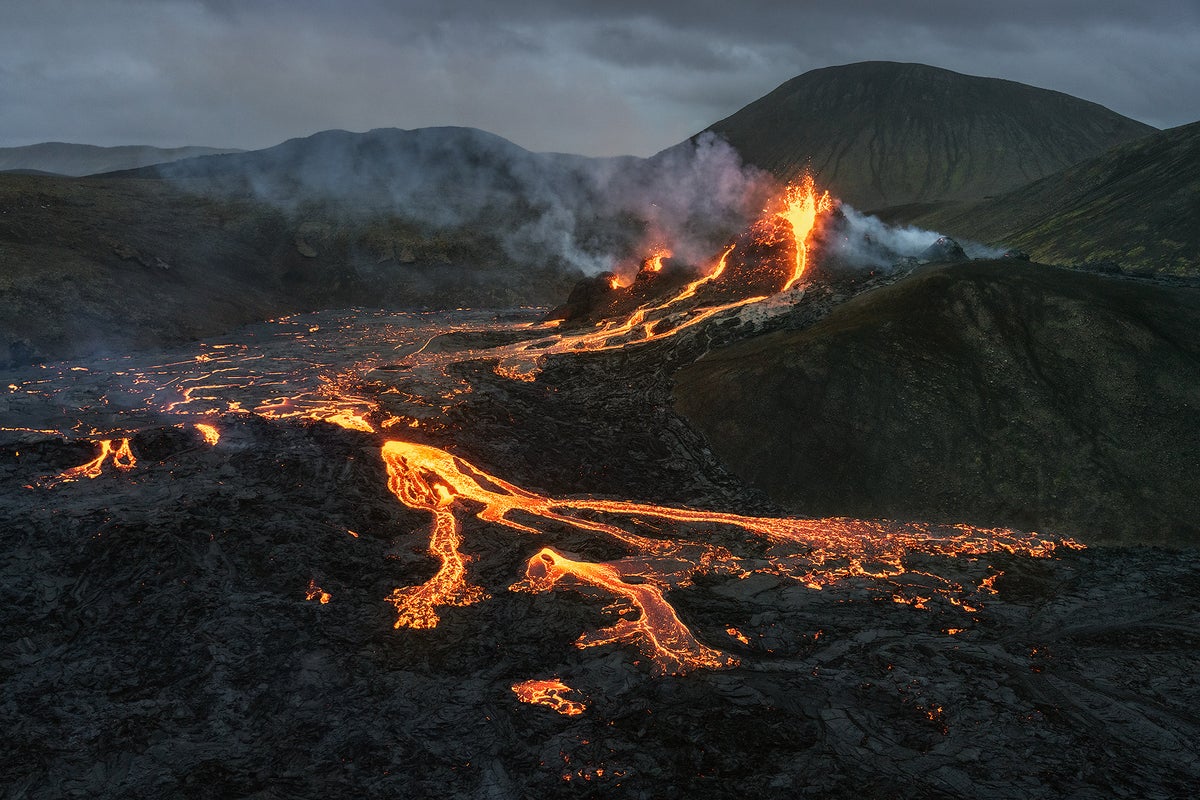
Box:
[514,547,739,676]
[774,173,833,290]
[194,423,220,445]
[641,247,671,274]
[511,678,587,716]
[305,579,331,604]
[44,438,137,486]
[377,439,1080,675]
[381,442,488,629]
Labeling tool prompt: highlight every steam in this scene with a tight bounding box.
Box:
[820,203,1005,269]
[154,128,770,276]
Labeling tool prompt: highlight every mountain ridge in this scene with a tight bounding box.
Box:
[0,142,243,177]
[699,61,1156,208]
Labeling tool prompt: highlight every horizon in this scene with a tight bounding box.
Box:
[3,1,1198,157]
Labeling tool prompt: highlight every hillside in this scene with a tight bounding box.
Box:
[674,260,1200,547]
[0,172,577,366]
[0,142,241,177]
[900,121,1200,275]
[700,62,1155,209]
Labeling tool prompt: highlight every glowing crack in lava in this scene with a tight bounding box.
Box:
[379,440,1080,675]
[511,678,587,716]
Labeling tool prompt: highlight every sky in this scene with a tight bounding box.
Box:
[2,0,1198,157]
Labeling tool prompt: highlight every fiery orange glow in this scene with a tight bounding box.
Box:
[511,678,587,715]
[381,442,488,629]
[774,173,833,289]
[642,247,672,273]
[194,423,220,445]
[376,439,1080,674]
[515,547,738,675]
[305,579,331,604]
[45,438,137,486]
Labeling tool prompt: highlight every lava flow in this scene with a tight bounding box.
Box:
[511,678,587,716]
[378,439,1079,676]
[42,438,137,486]
[775,173,833,289]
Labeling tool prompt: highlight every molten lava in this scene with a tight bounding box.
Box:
[376,439,1079,675]
[44,438,137,486]
[774,174,833,290]
[381,442,488,629]
[514,547,738,675]
[305,579,331,604]
[641,247,671,274]
[511,678,587,716]
[194,423,220,446]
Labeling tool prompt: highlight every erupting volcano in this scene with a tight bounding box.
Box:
[8,168,1192,800]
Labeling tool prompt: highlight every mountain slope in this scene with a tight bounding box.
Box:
[0,143,241,177]
[700,61,1155,209]
[674,260,1200,547]
[904,120,1200,275]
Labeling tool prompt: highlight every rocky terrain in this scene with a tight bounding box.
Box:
[2,265,1199,798]
[675,260,1200,548]
[0,170,580,367]
[697,62,1154,209]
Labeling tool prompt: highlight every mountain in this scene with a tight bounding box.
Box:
[0,142,241,177]
[898,120,1200,275]
[700,61,1156,209]
[674,260,1200,547]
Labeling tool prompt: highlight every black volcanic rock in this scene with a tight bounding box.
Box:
[698,61,1155,209]
[919,236,967,263]
[674,260,1200,547]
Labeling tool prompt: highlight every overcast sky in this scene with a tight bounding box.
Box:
[2,0,1197,156]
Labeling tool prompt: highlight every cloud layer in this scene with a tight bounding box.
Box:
[2,1,1197,155]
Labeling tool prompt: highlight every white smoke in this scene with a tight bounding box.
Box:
[820,203,1005,269]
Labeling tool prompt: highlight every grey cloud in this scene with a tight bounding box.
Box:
[1,0,1197,154]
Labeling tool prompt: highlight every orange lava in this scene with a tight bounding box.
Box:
[511,678,587,715]
[641,247,671,273]
[381,442,488,629]
[305,579,331,604]
[378,439,1081,674]
[194,423,220,446]
[774,173,833,289]
[44,438,137,486]
[515,547,738,676]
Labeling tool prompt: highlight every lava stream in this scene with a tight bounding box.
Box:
[514,547,739,676]
[378,439,1080,675]
[511,678,587,716]
[43,438,137,486]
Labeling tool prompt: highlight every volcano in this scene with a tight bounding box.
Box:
[3,173,1199,798]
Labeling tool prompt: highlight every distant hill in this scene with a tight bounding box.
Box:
[675,260,1200,547]
[902,120,1200,275]
[113,125,770,271]
[699,61,1155,209]
[0,143,242,177]
[0,126,768,365]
